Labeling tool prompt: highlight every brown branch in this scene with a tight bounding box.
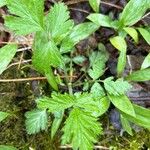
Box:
[65,0,123,10]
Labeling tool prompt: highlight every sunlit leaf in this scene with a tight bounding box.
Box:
[108,94,135,117]
[0,44,17,75]
[126,68,150,81]
[124,27,138,43]
[87,13,113,27]
[89,0,100,12]
[25,109,48,134]
[119,0,149,26]
[138,28,150,45]
[141,53,150,69]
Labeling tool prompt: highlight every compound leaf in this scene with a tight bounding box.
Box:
[32,32,63,90]
[91,82,105,99]
[88,50,109,80]
[108,94,135,117]
[37,93,75,112]
[104,77,132,95]
[46,2,74,44]
[126,68,150,82]
[62,108,102,150]
[0,44,17,75]
[25,109,48,134]
[0,111,10,122]
[5,0,44,35]
[119,0,149,26]
[60,22,99,53]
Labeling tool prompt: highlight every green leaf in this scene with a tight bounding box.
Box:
[141,53,150,69]
[0,111,10,122]
[133,104,150,118]
[108,94,135,117]
[110,36,127,52]
[94,97,110,117]
[0,145,17,150]
[0,0,6,7]
[46,3,74,44]
[104,77,132,96]
[45,67,58,91]
[5,0,44,35]
[32,32,63,90]
[120,104,150,129]
[120,114,133,136]
[60,22,99,53]
[91,82,105,99]
[89,0,100,12]
[73,55,87,65]
[51,111,64,139]
[33,32,63,72]
[87,13,113,27]
[88,50,109,80]
[126,68,150,82]
[117,50,127,76]
[74,93,101,115]
[0,44,17,75]
[138,28,150,45]
[124,27,138,43]
[25,109,48,134]
[119,0,149,26]
[37,93,75,112]
[62,108,102,150]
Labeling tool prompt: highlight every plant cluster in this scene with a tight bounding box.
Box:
[0,0,150,149]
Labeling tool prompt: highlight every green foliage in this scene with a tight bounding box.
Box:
[120,104,150,129]
[138,28,150,45]
[0,0,6,7]
[141,53,150,69]
[0,145,17,150]
[0,44,17,75]
[5,0,44,35]
[37,93,75,112]
[88,49,109,80]
[120,114,133,136]
[25,109,48,134]
[0,111,10,122]
[126,68,150,81]
[91,82,105,99]
[89,0,100,12]
[123,27,138,43]
[87,13,113,27]
[108,94,135,117]
[51,111,64,139]
[1,0,150,149]
[46,2,74,44]
[62,108,102,150]
[104,77,132,96]
[60,22,99,53]
[110,36,127,51]
[119,0,149,26]
[37,92,104,149]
